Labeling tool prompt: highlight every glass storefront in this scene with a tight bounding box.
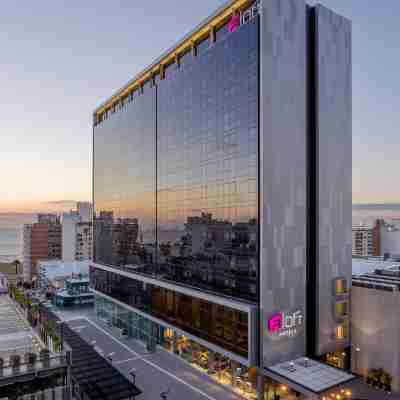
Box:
[96,295,158,351]
[91,267,249,358]
[95,295,257,399]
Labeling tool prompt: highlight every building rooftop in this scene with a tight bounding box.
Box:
[56,290,93,299]
[266,357,356,395]
[353,265,400,292]
[0,295,41,360]
[352,256,400,275]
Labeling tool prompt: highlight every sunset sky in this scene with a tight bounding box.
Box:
[0,0,399,213]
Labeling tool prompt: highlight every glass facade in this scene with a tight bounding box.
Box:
[93,18,259,302]
[93,89,156,267]
[157,19,259,302]
[95,294,260,400]
[90,266,249,358]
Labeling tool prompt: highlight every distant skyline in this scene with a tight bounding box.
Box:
[1,0,399,212]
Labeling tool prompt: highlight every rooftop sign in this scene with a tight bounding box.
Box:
[228,1,261,33]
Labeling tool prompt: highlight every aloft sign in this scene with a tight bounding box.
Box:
[228,2,261,33]
[268,310,304,338]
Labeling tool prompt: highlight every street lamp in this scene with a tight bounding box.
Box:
[352,345,361,373]
[129,368,136,385]
[160,388,170,400]
[107,352,115,363]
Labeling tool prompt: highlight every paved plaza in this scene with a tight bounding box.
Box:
[65,316,244,400]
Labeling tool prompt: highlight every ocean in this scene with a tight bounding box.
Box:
[0,213,35,263]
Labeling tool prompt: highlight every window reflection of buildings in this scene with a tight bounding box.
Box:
[158,213,258,300]
[95,210,257,301]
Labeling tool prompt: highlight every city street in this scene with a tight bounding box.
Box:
[65,317,245,400]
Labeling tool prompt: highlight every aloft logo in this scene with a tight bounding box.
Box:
[227,2,261,33]
[268,310,304,338]
[228,15,240,33]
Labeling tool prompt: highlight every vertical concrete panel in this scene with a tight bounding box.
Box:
[351,287,400,391]
[315,5,352,354]
[260,0,307,366]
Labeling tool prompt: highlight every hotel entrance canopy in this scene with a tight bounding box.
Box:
[265,357,356,399]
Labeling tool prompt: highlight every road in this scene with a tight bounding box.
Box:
[64,316,245,400]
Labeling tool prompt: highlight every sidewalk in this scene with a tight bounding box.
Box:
[66,316,245,400]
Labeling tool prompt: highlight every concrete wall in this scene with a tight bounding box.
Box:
[260,0,307,366]
[351,286,400,391]
[315,5,352,355]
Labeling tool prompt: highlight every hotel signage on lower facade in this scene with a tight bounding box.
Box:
[268,310,304,339]
[228,1,261,33]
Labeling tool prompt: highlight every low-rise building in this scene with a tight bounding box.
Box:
[53,277,94,307]
[22,214,62,281]
[37,260,89,291]
[380,219,400,259]
[62,211,92,262]
[352,265,400,392]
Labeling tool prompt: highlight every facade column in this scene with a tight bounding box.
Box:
[257,374,265,400]
[172,331,179,354]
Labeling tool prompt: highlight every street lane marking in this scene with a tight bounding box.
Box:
[114,357,140,365]
[82,318,218,400]
[71,325,87,331]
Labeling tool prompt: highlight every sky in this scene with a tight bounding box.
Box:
[0,0,399,212]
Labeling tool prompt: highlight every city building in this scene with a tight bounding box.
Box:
[53,276,94,307]
[379,219,400,259]
[352,221,380,257]
[77,201,93,223]
[90,0,352,398]
[352,265,400,392]
[37,259,89,291]
[23,214,62,281]
[0,261,23,288]
[62,211,92,262]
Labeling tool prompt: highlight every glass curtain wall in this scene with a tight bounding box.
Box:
[94,18,259,302]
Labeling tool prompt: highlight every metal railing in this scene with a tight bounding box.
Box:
[0,385,69,400]
[0,353,67,381]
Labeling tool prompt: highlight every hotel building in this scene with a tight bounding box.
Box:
[90,0,353,398]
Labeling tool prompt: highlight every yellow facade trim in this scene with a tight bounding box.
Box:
[95,0,252,120]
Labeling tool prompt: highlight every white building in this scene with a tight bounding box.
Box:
[77,202,92,223]
[22,224,32,281]
[352,266,400,392]
[380,219,400,259]
[62,212,92,262]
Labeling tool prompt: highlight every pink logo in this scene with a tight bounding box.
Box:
[228,15,240,33]
[268,313,282,333]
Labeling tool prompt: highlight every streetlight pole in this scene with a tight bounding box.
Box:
[107,352,115,363]
[351,345,361,374]
[129,368,136,385]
